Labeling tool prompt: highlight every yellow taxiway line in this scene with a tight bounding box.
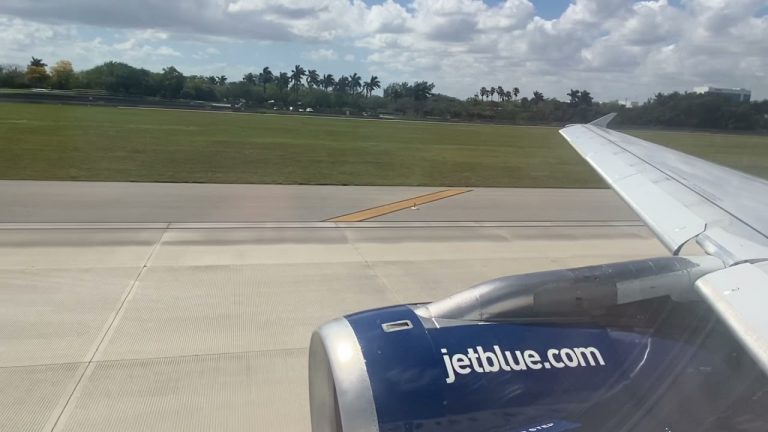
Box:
[327,189,471,222]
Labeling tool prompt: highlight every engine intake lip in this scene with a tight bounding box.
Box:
[309,318,379,432]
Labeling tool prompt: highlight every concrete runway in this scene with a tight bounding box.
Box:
[0,181,667,432]
[0,180,639,223]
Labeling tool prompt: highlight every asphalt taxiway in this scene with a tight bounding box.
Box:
[0,181,665,432]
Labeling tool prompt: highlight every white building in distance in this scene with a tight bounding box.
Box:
[693,86,751,102]
[617,99,640,108]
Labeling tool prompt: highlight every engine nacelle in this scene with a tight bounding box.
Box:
[309,257,767,432]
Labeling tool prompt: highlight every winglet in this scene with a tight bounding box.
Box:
[588,113,617,128]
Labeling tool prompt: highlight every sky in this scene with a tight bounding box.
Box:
[1,0,767,102]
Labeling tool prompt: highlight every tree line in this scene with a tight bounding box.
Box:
[1,57,766,130]
[476,86,520,102]
[0,58,426,113]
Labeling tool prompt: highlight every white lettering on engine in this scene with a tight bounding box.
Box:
[441,345,605,384]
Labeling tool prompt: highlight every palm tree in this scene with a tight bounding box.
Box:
[496,86,505,102]
[363,75,381,97]
[505,90,512,102]
[480,86,488,101]
[533,90,544,104]
[306,69,320,89]
[335,75,349,93]
[512,87,520,99]
[290,64,306,95]
[567,89,581,105]
[259,67,274,96]
[30,57,47,68]
[277,72,290,99]
[206,76,217,85]
[489,87,496,102]
[322,74,335,92]
[242,72,257,85]
[349,73,362,95]
[217,75,228,86]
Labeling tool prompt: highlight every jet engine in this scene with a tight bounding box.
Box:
[309,256,768,432]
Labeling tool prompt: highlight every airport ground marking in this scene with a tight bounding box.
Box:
[327,189,471,222]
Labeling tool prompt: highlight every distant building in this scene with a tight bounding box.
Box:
[616,99,639,108]
[693,86,751,102]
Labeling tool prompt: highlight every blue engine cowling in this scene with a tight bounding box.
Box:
[309,259,768,432]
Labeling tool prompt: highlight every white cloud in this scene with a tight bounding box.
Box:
[112,36,181,59]
[0,0,766,101]
[355,0,768,101]
[126,29,170,42]
[0,16,76,62]
[0,17,182,71]
[192,47,221,60]
[225,0,368,40]
[366,0,411,33]
[303,48,338,61]
[154,46,182,57]
[72,38,181,64]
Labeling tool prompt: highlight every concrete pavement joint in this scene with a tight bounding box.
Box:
[48,223,170,432]
[0,220,644,229]
[341,228,405,305]
[0,347,309,370]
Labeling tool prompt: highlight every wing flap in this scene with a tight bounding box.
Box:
[696,263,768,372]
[612,174,706,254]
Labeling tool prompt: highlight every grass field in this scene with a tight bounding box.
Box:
[1,103,767,187]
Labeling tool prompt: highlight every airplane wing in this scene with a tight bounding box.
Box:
[559,115,768,372]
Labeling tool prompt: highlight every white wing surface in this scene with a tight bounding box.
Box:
[560,115,768,264]
[560,114,768,372]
